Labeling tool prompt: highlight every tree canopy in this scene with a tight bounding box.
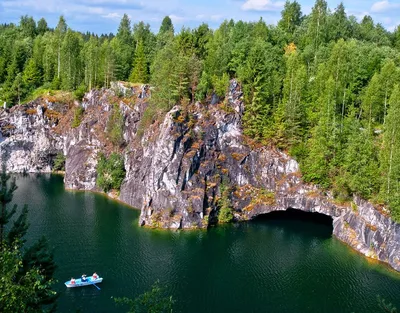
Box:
[1,2,400,220]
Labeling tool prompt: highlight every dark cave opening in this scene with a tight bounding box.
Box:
[253,208,334,234]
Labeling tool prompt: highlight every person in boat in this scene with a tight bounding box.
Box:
[81,274,87,282]
[92,272,98,280]
[70,278,76,285]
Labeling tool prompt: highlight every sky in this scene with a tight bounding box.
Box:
[0,0,399,34]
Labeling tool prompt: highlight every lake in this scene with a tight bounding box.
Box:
[12,174,400,313]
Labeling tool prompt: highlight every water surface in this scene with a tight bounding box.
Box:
[12,174,400,312]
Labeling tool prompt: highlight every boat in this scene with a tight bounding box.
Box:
[65,275,103,288]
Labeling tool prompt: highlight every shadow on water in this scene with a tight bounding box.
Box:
[251,208,334,238]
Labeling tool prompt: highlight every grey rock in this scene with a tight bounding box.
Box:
[1,80,399,273]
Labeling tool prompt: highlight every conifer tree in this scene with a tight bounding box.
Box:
[22,58,42,90]
[129,40,148,83]
[0,167,57,312]
[159,16,174,35]
[280,47,307,145]
[115,14,133,80]
[37,18,48,36]
[278,1,302,38]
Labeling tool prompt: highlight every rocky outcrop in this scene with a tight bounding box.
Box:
[1,81,399,272]
[0,100,65,172]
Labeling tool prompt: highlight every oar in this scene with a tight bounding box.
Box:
[92,282,101,290]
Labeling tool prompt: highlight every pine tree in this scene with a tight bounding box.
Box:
[159,16,174,35]
[278,1,302,38]
[22,58,42,90]
[303,77,337,187]
[280,48,307,145]
[328,2,350,41]
[37,18,48,35]
[115,14,133,80]
[0,168,18,247]
[0,168,57,312]
[129,40,149,83]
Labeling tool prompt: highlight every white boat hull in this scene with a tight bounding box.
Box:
[65,276,103,288]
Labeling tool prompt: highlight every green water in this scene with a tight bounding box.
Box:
[12,174,400,312]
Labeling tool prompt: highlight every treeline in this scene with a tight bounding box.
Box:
[1,0,400,220]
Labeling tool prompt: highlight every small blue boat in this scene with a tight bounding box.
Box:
[65,275,103,288]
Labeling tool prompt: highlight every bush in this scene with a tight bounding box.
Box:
[218,181,234,223]
[74,83,87,100]
[53,153,66,171]
[107,104,125,146]
[71,106,84,128]
[96,153,126,192]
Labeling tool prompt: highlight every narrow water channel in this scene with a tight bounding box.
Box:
[12,174,400,313]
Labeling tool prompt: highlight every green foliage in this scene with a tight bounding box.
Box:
[74,83,87,100]
[114,280,174,313]
[96,153,126,192]
[380,85,400,221]
[1,6,400,222]
[212,73,229,98]
[107,104,125,146]
[71,106,84,128]
[218,181,234,223]
[129,40,149,83]
[159,16,174,35]
[0,167,57,312]
[53,153,66,171]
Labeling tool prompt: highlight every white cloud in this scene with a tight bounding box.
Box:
[102,12,122,20]
[371,1,400,13]
[169,14,186,23]
[241,0,284,12]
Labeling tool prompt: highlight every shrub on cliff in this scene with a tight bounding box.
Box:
[217,181,234,223]
[53,153,66,171]
[107,104,125,147]
[71,106,84,128]
[96,153,126,192]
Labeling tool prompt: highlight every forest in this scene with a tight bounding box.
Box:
[1,0,400,221]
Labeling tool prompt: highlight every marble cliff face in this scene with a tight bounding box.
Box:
[1,81,399,272]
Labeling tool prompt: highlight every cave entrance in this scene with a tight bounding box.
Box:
[252,208,334,237]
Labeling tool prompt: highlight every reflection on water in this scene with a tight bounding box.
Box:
[11,174,400,313]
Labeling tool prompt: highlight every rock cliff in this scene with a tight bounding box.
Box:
[1,81,399,272]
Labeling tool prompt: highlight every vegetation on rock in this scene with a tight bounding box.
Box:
[218,181,234,223]
[71,106,84,128]
[107,104,125,147]
[53,153,66,171]
[1,1,400,220]
[96,153,126,192]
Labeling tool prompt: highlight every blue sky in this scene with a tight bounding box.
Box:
[0,0,399,34]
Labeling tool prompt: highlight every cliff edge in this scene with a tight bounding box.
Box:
[1,81,399,272]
